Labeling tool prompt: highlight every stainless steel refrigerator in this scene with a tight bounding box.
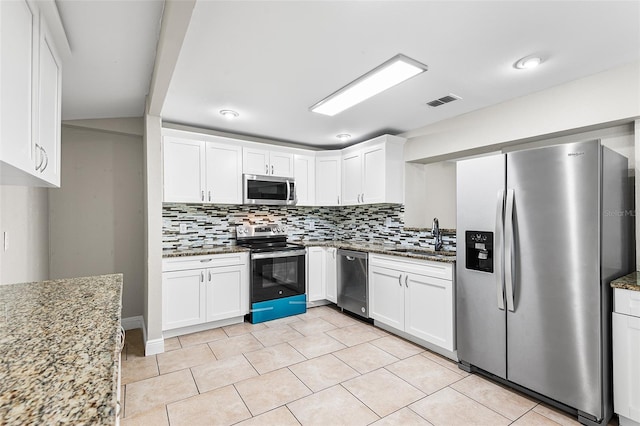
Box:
[456,139,633,426]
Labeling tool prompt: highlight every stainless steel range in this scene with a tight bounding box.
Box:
[235,224,306,323]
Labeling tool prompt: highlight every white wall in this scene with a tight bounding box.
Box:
[143,112,164,355]
[48,122,145,318]
[404,161,456,229]
[0,186,49,284]
[403,61,640,162]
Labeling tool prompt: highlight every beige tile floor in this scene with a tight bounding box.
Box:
[121,306,618,426]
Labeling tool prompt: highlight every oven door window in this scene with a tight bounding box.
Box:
[252,255,306,302]
[247,180,287,201]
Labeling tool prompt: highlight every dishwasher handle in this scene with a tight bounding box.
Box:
[337,249,368,260]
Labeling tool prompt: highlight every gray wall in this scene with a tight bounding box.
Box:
[0,185,49,284]
[49,123,144,318]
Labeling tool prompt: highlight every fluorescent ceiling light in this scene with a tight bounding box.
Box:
[310,54,428,116]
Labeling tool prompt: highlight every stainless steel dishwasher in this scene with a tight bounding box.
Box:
[337,249,369,318]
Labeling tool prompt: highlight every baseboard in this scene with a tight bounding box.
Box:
[145,337,165,356]
[121,315,145,331]
[374,320,458,361]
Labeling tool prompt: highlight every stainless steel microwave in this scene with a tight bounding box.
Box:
[243,174,297,205]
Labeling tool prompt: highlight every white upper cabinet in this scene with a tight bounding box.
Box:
[341,135,405,206]
[0,0,35,174]
[316,152,342,206]
[0,0,64,187]
[243,147,294,177]
[294,153,315,206]
[205,140,242,204]
[163,135,242,204]
[163,136,206,203]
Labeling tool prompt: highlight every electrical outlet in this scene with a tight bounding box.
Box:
[385,217,392,227]
[179,223,188,234]
[309,221,315,230]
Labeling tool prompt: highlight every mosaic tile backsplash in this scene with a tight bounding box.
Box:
[162,203,456,252]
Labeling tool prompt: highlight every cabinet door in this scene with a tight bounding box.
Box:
[362,145,385,204]
[270,151,294,177]
[369,265,404,330]
[162,269,206,330]
[35,17,61,186]
[342,151,362,205]
[243,147,270,175]
[316,154,341,206]
[294,154,315,206]
[205,265,244,322]
[325,248,338,303]
[163,137,205,202]
[205,141,242,204]
[405,273,454,351]
[0,0,36,173]
[307,247,325,303]
[613,312,640,422]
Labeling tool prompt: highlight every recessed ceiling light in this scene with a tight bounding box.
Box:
[514,56,542,70]
[220,109,239,119]
[310,54,428,116]
[336,134,352,142]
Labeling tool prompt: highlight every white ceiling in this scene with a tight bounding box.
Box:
[59,1,640,148]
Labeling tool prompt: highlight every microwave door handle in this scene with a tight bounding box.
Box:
[286,179,291,201]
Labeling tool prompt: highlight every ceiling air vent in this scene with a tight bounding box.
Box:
[426,93,461,107]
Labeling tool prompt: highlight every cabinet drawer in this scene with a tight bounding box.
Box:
[614,288,640,317]
[163,253,248,272]
[370,253,453,281]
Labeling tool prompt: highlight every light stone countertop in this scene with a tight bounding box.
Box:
[0,274,123,425]
[611,271,640,292]
[163,245,250,258]
[298,240,456,263]
[162,241,456,263]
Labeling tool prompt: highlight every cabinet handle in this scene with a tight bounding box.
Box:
[265,164,269,174]
[208,271,211,281]
[35,144,44,171]
[337,195,340,205]
[361,193,364,203]
[200,272,204,282]
[398,274,402,286]
[40,147,48,173]
[201,190,205,201]
[208,191,212,202]
[405,275,409,287]
[271,164,274,175]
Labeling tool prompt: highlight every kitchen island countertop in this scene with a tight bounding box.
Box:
[611,271,640,292]
[0,274,123,425]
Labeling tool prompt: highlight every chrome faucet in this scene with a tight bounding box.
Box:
[432,217,443,251]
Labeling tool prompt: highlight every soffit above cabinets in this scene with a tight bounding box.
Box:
[58,1,640,149]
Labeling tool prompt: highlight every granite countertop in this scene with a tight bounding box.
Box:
[163,241,456,263]
[297,240,456,264]
[0,274,123,425]
[611,271,640,292]
[163,245,250,258]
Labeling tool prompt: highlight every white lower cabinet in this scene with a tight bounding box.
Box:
[162,253,249,332]
[613,288,640,426]
[370,254,455,353]
[306,246,338,305]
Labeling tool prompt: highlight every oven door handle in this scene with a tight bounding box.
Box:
[251,249,307,260]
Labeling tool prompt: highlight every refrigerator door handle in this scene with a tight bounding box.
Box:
[495,189,505,310]
[504,188,515,312]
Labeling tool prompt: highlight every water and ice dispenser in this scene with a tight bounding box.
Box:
[465,231,494,273]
